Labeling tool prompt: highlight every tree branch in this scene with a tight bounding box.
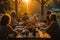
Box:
[44,0,49,4]
[35,0,42,4]
[9,0,15,4]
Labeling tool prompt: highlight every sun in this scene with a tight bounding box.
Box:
[24,0,29,3]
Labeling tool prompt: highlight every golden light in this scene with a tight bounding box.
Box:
[24,0,29,3]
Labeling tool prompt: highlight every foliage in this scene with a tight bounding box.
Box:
[0,0,13,13]
[47,0,60,10]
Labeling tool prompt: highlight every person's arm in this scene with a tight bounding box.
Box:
[46,23,54,34]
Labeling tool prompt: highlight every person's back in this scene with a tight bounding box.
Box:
[0,14,17,38]
[46,14,60,39]
[0,25,16,38]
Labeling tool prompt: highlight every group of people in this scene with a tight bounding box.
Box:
[0,10,60,39]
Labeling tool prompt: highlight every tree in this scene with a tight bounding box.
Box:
[35,0,54,20]
[47,0,60,10]
[55,0,60,8]
[0,0,13,13]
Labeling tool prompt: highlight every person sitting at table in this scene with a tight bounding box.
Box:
[0,14,17,38]
[46,11,52,26]
[22,13,29,27]
[46,14,60,39]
